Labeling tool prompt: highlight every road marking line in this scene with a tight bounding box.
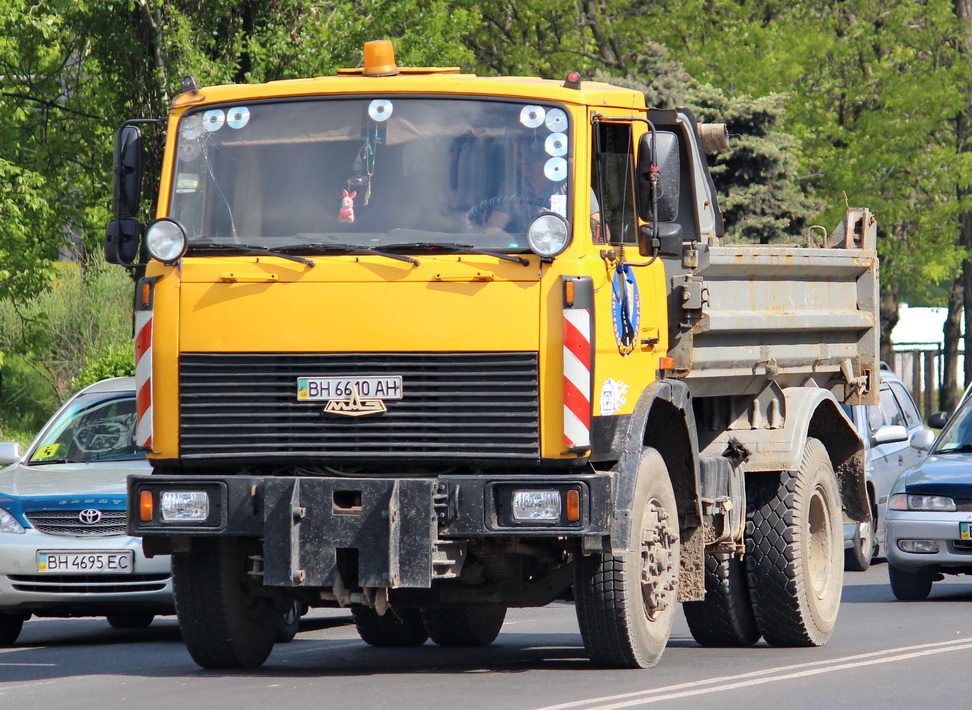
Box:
[535,637,972,710]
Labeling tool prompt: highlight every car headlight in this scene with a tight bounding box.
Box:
[526,212,570,257]
[0,507,25,534]
[889,493,956,511]
[145,218,188,264]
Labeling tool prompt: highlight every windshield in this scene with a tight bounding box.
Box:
[933,397,972,454]
[27,393,144,464]
[169,98,572,252]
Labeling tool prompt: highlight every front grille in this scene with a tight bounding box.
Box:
[26,510,127,536]
[180,352,540,460]
[9,573,170,594]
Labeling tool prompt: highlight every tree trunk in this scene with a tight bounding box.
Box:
[879,282,900,365]
[943,277,963,412]
[956,0,972,389]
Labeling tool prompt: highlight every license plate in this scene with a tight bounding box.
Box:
[961,522,972,541]
[37,551,134,574]
[297,376,403,401]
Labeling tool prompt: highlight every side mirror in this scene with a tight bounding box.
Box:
[927,411,949,430]
[113,125,143,219]
[910,429,936,453]
[105,218,142,266]
[0,442,22,467]
[637,130,680,223]
[871,424,908,446]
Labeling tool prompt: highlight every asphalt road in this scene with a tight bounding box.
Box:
[1,561,969,710]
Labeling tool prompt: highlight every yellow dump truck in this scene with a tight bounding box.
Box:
[108,41,879,670]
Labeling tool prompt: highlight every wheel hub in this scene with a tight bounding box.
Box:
[640,503,678,620]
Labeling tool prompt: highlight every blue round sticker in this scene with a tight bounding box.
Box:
[611,263,640,356]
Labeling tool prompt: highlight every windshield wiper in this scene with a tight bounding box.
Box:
[189,241,316,267]
[276,242,420,265]
[28,458,84,465]
[382,242,529,266]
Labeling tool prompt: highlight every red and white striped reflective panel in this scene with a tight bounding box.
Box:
[134,310,153,449]
[563,308,592,449]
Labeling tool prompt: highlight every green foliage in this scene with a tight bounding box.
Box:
[71,344,134,391]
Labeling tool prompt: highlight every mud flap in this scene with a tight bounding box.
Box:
[262,477,436,589]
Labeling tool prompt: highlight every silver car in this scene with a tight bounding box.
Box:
[840,366,932,571]
[884,395,972,600]
[0,377,173,645]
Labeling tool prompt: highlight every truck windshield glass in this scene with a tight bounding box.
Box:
[170,98,572,252]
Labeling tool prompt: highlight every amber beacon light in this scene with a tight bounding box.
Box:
[363,40,400,76]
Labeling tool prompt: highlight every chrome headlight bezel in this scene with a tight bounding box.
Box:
[145,218,188,264]
[525,212,570,258]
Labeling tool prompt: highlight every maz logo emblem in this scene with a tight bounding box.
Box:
[324,385,388,417]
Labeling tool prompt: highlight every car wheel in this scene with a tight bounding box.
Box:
[888,564,934,601]
[746,438,843,647]
[844,491,877,572]
[107,613,156,629]
[0,614,26,646]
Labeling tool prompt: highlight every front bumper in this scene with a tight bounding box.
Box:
[129,473,613,589]
[884,509,972,574]
[0,528,172,614]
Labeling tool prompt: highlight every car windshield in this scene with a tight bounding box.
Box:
[169,97,572,252]
[932,397,972,454]
[27,392,144,464]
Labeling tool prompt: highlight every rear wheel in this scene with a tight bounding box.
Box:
[173,537,282,669]
[276,601,307,643]
[888,564,934,601]
[683,553,760,647]
[746,438,843,647]
[107,613,155,629]
[574,447,679,668]
[421,607,506,647]
[0,614,25,646]
[353,607,428,647]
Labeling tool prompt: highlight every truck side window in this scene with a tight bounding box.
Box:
[592,122,637,245]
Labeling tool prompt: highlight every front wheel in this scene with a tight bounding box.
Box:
[0,614,25,646]
[888,564,934,601]
[173,537,282,669]
[574,447,680,668]
[746,438,843,647]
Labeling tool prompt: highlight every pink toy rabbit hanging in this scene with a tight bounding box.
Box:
[339,189,357,223]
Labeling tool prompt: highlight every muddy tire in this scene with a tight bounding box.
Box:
[0,614,25,646]
[173,537,281,669]
[746,438,843,647]
[107,613,155,629]
[844,489,876,572]
[888,564,934,601]
[353,607,428,647]
[683,553,761,647]
[421,607,506,647]
[574,447,680,668]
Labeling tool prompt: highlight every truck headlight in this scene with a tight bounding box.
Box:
[160,491,210,521]
[526,213,569,257]
[511,490,561,521]
[145,218,188,264]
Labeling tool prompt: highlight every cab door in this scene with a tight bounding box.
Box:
[588,112,667,444]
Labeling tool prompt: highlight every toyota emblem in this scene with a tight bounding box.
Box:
[78,509,102,525]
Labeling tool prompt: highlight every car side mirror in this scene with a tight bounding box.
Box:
[927,411,949,429]
[910,429,936,453]
[871,424,908,446]
[0,442,22,466]
[113,125,143,218]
